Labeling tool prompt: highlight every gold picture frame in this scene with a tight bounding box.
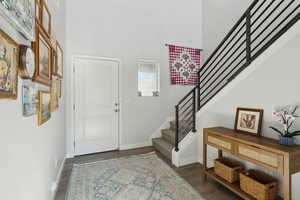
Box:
[38,90,51,126]
[41,0,51,36]
[50,77,59,112]
[32,24,52,86]
[234,108,264,137]
[0,30,19,99]
[53,41,63,78]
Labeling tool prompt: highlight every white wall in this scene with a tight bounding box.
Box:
[202,0,252,61]
[197,21,300,199]
[65,0,203,156]
[0,0,66,200]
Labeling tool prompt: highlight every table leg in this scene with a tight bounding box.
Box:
[218,150,223,159]
[283,156,291,200]
[203,142,207,181]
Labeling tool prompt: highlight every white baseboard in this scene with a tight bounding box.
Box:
[178,155,199,166]
[51,157,66,200]
[119,141,152,151]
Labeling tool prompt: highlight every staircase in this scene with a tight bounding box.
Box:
[153,0,300,162]
[152,121,186,160]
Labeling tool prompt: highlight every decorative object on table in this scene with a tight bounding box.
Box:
[214,157,244,184]
[54,41,63,78]
[234,107,264,136]
[38,90,51,126]
[32,24,51,86]
[50,78,59,112]
[0,30,18,99]
[35,0,41,24]
[270,105,300,146]
[41,0,51,36]
[167,44,201,85]
[240,170,278,200]
[66,152,204,200]
[22,85,38,117]
[0,0,35,41]
[19,45,35,79]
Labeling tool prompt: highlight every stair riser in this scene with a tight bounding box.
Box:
[162,133,175,145]
[153,141,172,160]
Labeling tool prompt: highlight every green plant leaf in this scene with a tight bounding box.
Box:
[269,126,283,136]
[286,130,300,137]
[292,105,298,114]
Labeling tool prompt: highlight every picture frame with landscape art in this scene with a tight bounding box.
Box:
[38,90,51,126]
[0,0,35,41]
[234,108,264,137]
[41,0,51,36]
[0,30,18,99]
[50,78,59,112]
[33,24,51,86]
[54,41,63,78]
[22,85,38,117]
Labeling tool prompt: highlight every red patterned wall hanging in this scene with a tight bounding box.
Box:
[168,44,202,85]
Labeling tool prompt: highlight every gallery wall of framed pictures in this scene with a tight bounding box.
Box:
[0,0,63,126]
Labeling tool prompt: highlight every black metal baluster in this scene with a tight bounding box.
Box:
[175,105,179,152]
[192,89,196,132]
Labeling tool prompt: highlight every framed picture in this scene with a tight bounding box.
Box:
[234,108,264,136]
[32,25,51,86]
[0,0,35,41]
[35,0,41,24]
[41,0,51,36]
[0,30,18,99]
[38,90,51,126]
[50,78,59,112]
[54,41,63,78]
[22,85,38,117]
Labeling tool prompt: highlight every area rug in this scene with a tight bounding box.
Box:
[66,152,204,200]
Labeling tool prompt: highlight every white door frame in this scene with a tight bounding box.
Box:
[70,55,122,157]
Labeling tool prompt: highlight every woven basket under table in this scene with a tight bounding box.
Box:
[214,157,244,183]
[240,170,278,200]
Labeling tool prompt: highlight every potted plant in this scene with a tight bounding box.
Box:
[270,105,300,146]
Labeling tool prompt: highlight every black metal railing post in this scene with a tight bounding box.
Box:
[192,89,197,132]
[175,105,179,152]
[246,9,252,64]
[197,71,201,111]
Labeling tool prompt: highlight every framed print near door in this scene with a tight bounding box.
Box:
[32,24,51,86]
[54,41,63,78]
[38,90,51,126]
[234,108,264,137]
[0,30,18,99]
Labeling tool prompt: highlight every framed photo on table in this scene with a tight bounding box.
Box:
[32,24,52,86]
[234,108,264,137]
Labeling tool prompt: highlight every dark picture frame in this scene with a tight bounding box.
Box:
[234,108,264,137]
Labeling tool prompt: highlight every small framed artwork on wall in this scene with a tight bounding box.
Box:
[234,108,264,137]
[41,0,51,36]
[38,90,51,126]
[22,85,38,117]
[32,24,52,86]
[0,30,18,99]
[54,41,63,78]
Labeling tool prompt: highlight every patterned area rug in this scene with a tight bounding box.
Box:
[66,152,204,200]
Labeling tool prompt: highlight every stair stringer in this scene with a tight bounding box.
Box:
[172,131,199,167]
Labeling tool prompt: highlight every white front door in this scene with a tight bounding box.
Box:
[74,56,119,156]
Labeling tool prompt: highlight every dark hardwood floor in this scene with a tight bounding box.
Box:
[55,147,241,200]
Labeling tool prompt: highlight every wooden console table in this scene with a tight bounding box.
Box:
[203,127,300,200]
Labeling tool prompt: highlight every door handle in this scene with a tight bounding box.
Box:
[114,109,120,113]
[115,103,119,107]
